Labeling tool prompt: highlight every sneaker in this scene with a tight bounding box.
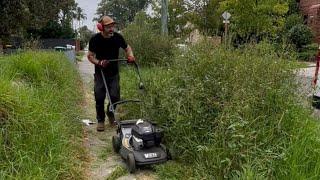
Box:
[96,122,105,132]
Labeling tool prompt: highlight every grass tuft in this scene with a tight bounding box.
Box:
[106,166,128,180]
[0,51,85,179]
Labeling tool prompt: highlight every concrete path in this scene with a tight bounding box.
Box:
[296,63,315,97]
[77,53,94,84]
[296,62,320,117]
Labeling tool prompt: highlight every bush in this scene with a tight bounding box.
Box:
[122,13,175,66]
[140,42,320,179]
[288,24,313,49]
[296,43,318,61]
[284,14,304,32]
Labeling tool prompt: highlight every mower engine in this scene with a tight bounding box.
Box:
[131,119,163,150]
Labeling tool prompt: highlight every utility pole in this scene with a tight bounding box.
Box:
[161,0,168,36]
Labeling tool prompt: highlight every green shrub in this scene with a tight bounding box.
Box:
[140,41,320,179]
[297,43,318,61]
[0,51,84,179]
[122,13,175,66]
[288,24,313,49]
[284,14,304,32]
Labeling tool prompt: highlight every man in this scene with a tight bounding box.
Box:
[312,46,320,108]
[312,46,320,87]
[87,16,135,131]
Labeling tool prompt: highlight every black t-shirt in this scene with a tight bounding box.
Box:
[89,32,128,77]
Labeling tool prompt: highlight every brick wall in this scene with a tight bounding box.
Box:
[300,0,320,42]
[300,0,320,13]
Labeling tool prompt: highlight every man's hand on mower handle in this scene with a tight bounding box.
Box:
[98,60,109,67]
[127,56,135,63]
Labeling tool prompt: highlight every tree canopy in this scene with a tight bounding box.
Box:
[151,0,301,42]
[95,0,150,29]
[0,0,86,41]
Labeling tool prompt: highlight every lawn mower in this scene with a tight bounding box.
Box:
[312,87,320,109]
[100,59,170,173]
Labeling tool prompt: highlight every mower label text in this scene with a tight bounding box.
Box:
[144,153,158,159]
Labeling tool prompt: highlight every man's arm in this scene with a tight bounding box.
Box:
[125,45,134,58]
[87,50,100,65]
[125,45,135,63]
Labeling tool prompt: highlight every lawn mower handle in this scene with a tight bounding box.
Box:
[99,59,144,115]
[112,99,142,107]
[106,59,144,89]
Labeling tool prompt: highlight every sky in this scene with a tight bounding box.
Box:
[75,0,100,32]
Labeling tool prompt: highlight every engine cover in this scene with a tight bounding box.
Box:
[131,119,163,148]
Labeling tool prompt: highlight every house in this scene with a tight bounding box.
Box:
[300,0,320,42]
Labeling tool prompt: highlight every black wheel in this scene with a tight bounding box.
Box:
[127,153,136,173]
[312,95,320,109]
[112,135,121,153]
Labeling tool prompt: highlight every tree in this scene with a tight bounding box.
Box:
[188,0,223,35]
[219,0,289,42]
[78,26,94,49]
[95,0,151,29]
[0,0,81,42]
[73,4,87,31]
[154,0,223,36]
[0,0,29,41]
[167,0,188,36]
[77,7,87,29]
[24,0,62,29]
[72,4,87,40]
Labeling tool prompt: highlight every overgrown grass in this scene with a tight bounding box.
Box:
[122,13,175,67]
[0,51,85,179]
[99,142,112,160]
[117,65,155,120]
[121,41,320,179]
[106,166,128,180]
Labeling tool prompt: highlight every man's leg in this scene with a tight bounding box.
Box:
[94,73,106,131]
[106,74,120,125]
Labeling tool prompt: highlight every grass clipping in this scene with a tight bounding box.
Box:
[142,42,320,179]
[0,51,84,179]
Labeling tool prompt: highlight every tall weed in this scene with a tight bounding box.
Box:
[0,51,84,179]
[140,41,320,178]
[122,14,175,66]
